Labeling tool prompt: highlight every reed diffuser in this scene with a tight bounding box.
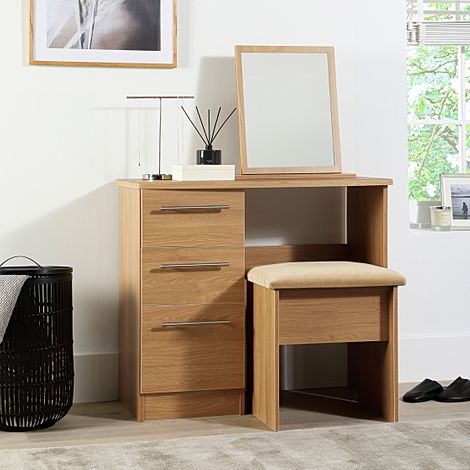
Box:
[181,106,237,164]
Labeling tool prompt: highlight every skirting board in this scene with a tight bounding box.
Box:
[74,353,119,404]
[399,336,470,383]
[71,337,470,403]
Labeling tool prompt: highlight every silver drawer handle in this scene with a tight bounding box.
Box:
[160,262,229,269]
[160,204,230,212]
[160,320,232,328]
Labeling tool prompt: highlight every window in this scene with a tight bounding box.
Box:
[407,2,470,201]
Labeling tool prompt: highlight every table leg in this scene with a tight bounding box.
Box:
[253,285,280,431]
[348,286,398,421]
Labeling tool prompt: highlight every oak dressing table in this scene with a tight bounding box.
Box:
[116,175,392,422]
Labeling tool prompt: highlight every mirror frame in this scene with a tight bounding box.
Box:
[235,45,342,175]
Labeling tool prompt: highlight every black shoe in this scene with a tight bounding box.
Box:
[402,379,443,403]
[435,377,470,403]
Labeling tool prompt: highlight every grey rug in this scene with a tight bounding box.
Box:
[2,419,470,470]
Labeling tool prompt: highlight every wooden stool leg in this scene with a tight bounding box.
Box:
[253,285,280,431]
[384,286,398,421]
[348,287,398,422]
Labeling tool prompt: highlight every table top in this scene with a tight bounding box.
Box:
[116,174,393,190]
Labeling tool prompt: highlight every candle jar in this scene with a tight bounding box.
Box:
[430,206,452,231]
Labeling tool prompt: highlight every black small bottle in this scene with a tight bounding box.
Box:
[197,145,222,165]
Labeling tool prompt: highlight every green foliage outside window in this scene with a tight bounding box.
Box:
[408,46,467,200]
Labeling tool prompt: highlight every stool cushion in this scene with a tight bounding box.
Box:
[247,261,406,290]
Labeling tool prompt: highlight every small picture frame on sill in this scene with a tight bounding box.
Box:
[30,0,177,68]
[441,173,470,230]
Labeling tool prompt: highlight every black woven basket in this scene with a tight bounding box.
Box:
[0,256,74,431]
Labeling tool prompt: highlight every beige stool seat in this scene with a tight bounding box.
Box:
[248,261,406,290]
[248,260,406,432]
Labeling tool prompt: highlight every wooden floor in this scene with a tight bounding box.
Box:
[1,383,470,450]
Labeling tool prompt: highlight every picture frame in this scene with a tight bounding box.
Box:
[30,0,177,68]
[440,173,470,229]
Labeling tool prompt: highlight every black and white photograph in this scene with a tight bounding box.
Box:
[440,173,470,229]
[47,0,161,51]
[451,184,470,220]
[30,0,176,67]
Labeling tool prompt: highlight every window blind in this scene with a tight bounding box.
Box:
[408,0,470,45]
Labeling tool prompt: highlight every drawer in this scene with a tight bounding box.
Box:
[141,304,245,394]
[142,190,244,247]
[142,247,245,305]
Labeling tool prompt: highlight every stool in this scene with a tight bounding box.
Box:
[248,261,406,431]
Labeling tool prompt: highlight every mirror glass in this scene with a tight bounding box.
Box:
[236,46,341,174]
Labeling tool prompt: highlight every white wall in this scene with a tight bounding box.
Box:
[350,2,470,383]
[1,0,466,403]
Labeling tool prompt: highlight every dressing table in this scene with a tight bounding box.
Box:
[116,175,392,421]
[117,44,396,423]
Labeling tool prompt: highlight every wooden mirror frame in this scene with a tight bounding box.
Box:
[235,45,342,175]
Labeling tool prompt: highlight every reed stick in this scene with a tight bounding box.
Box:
[195,106,210,145]
[211,108,237,143]
[210,107,222,145]
[181,106,208,146]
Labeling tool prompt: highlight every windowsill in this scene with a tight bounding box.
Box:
[410,224,469,232]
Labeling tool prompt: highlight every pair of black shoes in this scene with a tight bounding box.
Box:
[403,377,470,403]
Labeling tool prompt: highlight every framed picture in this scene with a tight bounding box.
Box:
[30,0,177,68]
[441,173,470,229]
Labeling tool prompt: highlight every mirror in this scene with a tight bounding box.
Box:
[235,46,341,175]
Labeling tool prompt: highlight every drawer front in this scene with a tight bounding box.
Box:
[142,247,245,305]
[141,304,245,394]
[279,287,389,345]
[142,190,244,247]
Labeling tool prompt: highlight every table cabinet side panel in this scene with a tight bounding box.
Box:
[119,187,143,420]
[347,186,388,267]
